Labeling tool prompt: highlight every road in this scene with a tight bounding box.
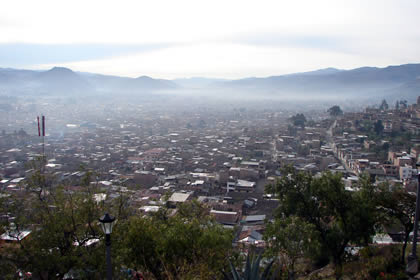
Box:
[326,120,355,174]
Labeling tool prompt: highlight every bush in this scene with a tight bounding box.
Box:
[357,245,405,280]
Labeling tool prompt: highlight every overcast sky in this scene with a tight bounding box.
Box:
[1,0,419,79]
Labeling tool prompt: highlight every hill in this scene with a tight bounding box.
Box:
[0,67,178,96]
[1,63,420,101]
[217,63,420,101]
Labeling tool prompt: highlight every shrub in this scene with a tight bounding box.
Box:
[357,245,404,279]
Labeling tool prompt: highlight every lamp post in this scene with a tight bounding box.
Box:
[407,170,420,275]
[99,213,116,280]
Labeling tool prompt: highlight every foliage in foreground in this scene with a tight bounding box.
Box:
[116,201,233,279]
[374,184,416,265]
[0,161,233,279]
[264,216,319,279]
[0,167,107,279]
[224,254,274,280]
[266,166,378,279]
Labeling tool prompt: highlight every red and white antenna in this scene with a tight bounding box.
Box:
[37,116,41,136]
[42,115,45,137]
[37,115,46,158]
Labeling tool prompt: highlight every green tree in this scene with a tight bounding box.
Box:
[297,144,310,157]
[0,159,121,279]
[379,99,389,111]
[327,105,343,117]
[118,201,233,279]
[375,185,416,264]
[289,113,306,128]
[264,216,319,279]
[374,120,384,135]
[265,166,377,279]
[306,119,316,127]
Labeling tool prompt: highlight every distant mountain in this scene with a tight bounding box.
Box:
[217,63,420,101]
[285,67,343,76]
[129,76,178,90]
[81,73,178,93]
[0,67,178,96]
[36,67,92,94]
[1,63,420,101]
[383,76,420,101]
[0,68,39,84]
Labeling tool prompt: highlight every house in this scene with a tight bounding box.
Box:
[167,192,191,206]
[0,224,31,248]
[241,215,266,225]
[411,146,420,162]
[210,209,240,227]
[238,229,264,245]
[400,166,415,180]
[382,164,399,178]
[226,179,256,193]
[237,225,266,247]
[395,156,412,167]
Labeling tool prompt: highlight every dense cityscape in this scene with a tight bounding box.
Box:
[1,93,420,279]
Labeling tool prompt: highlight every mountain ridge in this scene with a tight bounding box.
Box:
[214,63,420,101]
[1,63,420,100]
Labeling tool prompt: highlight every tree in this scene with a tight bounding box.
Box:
[0,163,110,279]
[306,120,316,127]
[327,105,343,117]
[289,113,306,128]
[118,201,233,279]
[375,185,416,264]
[374,120,384,135]
[265,167,377,279]
[297,144,310,157]
[399,100,408,109]
[264,216,319,279]
[379,99,389,111]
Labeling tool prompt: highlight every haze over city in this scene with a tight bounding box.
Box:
[2,1,420,279]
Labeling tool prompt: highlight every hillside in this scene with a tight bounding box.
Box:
[1,63,420,101]
[218,64,420,100]
[0,67,178,96]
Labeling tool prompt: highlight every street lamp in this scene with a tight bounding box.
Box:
[99,213,116,280]
[407,169,420,275]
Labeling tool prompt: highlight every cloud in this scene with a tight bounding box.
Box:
[32,42,400,79]
[0,0,419,77]
[227,32,351,54]
[0,43,175,67]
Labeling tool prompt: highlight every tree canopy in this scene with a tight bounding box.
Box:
[0,167,108,279]
[117,201,233,279]
[289,113,306,128]
[0,160,233,279]
[264,216,318,279]
[265,166,377,279]
[327,105,343,117]
[375,185,416,264]
[379,99,389,111]
[374,119,384,135]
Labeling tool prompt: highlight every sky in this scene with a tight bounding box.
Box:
[1,0,419,79]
